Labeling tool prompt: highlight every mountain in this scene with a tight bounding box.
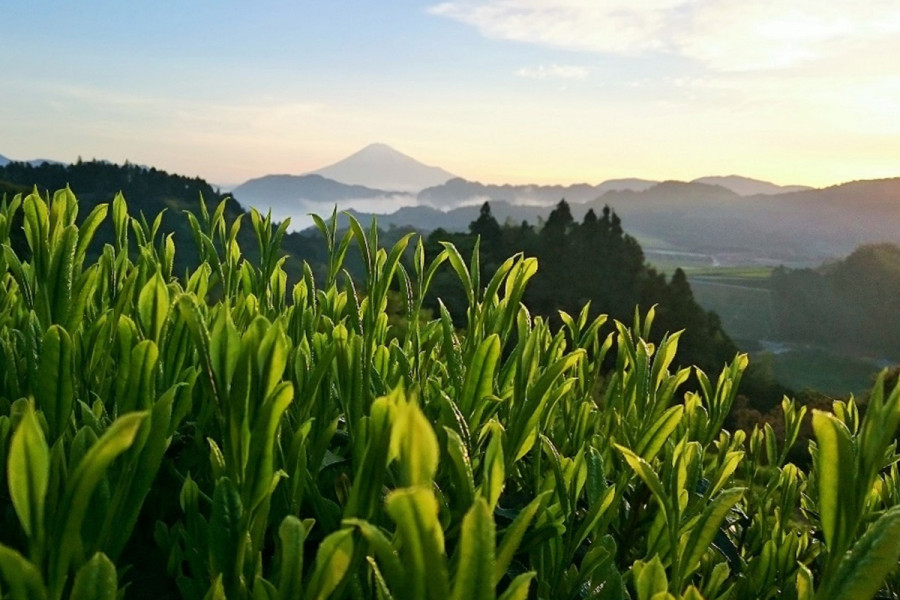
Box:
[587,179,900,265]
[596,178,659,194]
[230,173,413,225]
[692,175,812,196]
[0,154,8,167]
[233,174,398,206]
[417,177,657,208]
[311,143,456,193]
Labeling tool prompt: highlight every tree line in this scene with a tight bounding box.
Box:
[772,243,900,360]
[425,201,737,376]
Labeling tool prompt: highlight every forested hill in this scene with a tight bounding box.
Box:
[772,243,900,359]
[0,159,334,275]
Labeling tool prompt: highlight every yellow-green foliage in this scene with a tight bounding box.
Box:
[0,189,899,599]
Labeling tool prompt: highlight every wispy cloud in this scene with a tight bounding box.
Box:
[516,64,588,80]
[429,0,900,71]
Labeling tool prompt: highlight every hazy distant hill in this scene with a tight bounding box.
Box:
[233,174,398,207]
[415,174,805,208]
[772,242,900,359]
[233,143,814,216]
[593,179,900,264]
[342,178,900,267]
[0,153,64,168]
[347,182,743,233]
[692,175,812,196]
[418,177,657,208]
[312,143,455,192]
[230,173,416,224]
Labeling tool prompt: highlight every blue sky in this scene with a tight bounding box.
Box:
[4,1,900,188]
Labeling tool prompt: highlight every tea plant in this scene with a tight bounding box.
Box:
[0,188,899,599]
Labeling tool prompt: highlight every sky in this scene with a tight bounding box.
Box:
[3,0,900,188]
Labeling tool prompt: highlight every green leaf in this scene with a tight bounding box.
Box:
[480,428,505,510]
[391,396,439,487]
[8,402,49,542]
[617,445,668,517]
[460,334,500,418]
[496,572,535,600]
[277,516,307,600]
[177,294,218,402]
[70,552,117,600]
[304,528,355,600]
[681,586,704,600]
[96,386,176,560]
[680,488,745,579]
[210,477,244,597]
[635,405,684,462]
[74,203,108,270]
[812,410,856,554]
[119,340,159,414]
[494,492,548,585]
[819,505,900,600]
[633,556,668,600]
[47,224,78,325]
[572,485,616,552]
[440,242,474,307]
[245,381,293,514]
[253,577,278,600]
[344,396,394,520]
[204,575,227,600]
[35,324,74,441]
[385,487,449,600]
[23,191,49,276]
[509,350,583,461]
[209,307,241,401]
[586,446,607,505]
[0,543,48,600]
[138,271,170,342]
[366,556,395,600]
[51,412,147,598]
[444,427,476,511]
[452,498,495,600]
[256,323,289,400]
[796,564,814,600]
[345,519,405,593]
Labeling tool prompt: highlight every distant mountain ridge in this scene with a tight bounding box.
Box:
[692,175,812,195]
[232,143,813,213]
[417,177,658,207]
[233,174,399,206]
[230,173,411,224]
[310,143,455,193]
[4,150,899,275]
[338,178,900,267]
[0,153,64,168]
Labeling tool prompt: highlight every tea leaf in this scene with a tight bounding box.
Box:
[452,498,495,600]
[8,402,49,542]
[70,552,117,600]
